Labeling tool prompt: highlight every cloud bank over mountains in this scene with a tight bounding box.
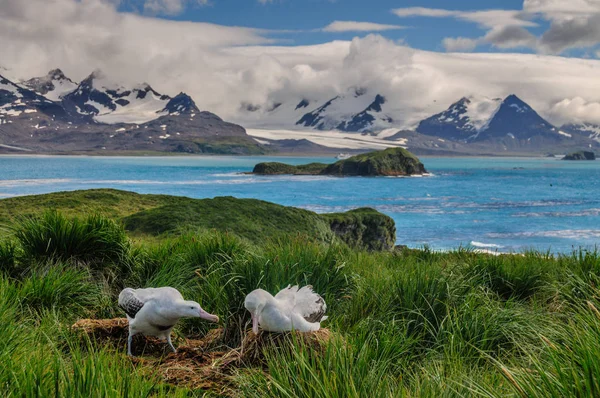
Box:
[2,0,600,128]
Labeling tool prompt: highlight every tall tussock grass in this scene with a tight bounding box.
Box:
[13,211,129,269]
[0,239,18,276]
[3,211,600,396]
[18,264,102,318]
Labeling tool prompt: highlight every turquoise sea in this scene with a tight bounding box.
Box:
[1,155,599,253]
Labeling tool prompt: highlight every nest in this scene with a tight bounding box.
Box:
[219,329,333,369]
[71,318,333,395]
[72,318,220,356]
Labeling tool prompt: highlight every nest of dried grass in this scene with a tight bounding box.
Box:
[72,318,332,395]
[218,328,333,369]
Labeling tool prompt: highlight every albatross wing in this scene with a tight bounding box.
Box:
[275,285,327,323]
[118,287,185,318]
[118,288,145,318]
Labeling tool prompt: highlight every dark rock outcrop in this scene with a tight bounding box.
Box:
[562,151,596,160]
[323,208,396,251]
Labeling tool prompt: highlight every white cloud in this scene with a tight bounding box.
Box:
[442,37,479,52]
[548,97,600,125]
[393,6,539,52]
[483,26,538,49]
[322,21,405,33]
[2,0,600,128]
[231,35,600,128]
[523,0,600,18]
[392,7,456,18]
[143,0,209,16]
[392,8,536,29]
[395,2,600,54]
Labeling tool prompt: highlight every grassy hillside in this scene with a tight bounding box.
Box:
[1,192,599,397]
[0,189,394,250]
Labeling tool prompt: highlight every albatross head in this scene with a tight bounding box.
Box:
[178,300,219,323]
[244,289,271,334]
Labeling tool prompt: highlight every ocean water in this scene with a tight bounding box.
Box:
[1,155,599,253]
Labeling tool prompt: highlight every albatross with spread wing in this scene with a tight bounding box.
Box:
[118,287,219,356]
[244,285,328,334]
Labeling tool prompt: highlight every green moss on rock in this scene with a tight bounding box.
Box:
[323,148,426,176]
[252,162,329,175]
[252,148,426,176]
[322,208,396,251]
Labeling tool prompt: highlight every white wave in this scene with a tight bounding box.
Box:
[470,241,504,249]
[210,172,246,177]
[487,230,600,240]
[513,208,600,218]
[82,178,269,186]
[254,175,335,182]
[0,179,72,187]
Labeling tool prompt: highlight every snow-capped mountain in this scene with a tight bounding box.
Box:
[561,123,600,143]
[295,88,394,132]
[241,88,394,133]
[416,96,501,141]
[1,73,69,123]
[60,70,173,124]
[21,69,78,102]
[0,69,261,154]
[474,94,559,141]
[161,92,200,115]
[417,94,565,143]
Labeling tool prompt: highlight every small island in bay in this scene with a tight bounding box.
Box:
[562,151,596,160]
[252,147,427,176]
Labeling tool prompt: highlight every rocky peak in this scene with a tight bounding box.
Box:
[160,92,200,115]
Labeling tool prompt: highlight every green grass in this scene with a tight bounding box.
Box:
[13,211,129,267]
[0,189,394,251]
[191,136,268,155]
[1,192,600,396]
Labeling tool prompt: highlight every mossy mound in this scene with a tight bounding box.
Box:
[252,162,328,175]
[121,196,334,243]
[252,147,427,176]
[0,189,396,251]
[323,147,426,176]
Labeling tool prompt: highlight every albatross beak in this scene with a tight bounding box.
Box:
[252,312,259,334]
[199,309,219,323]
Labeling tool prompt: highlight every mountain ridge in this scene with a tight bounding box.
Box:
[0,70,263,154]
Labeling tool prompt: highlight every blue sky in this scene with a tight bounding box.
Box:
[115,0,564,54]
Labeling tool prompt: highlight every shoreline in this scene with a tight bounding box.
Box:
[0,152,566,159]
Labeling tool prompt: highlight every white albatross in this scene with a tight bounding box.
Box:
[118,287,219,356]
[244,285,328,334]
